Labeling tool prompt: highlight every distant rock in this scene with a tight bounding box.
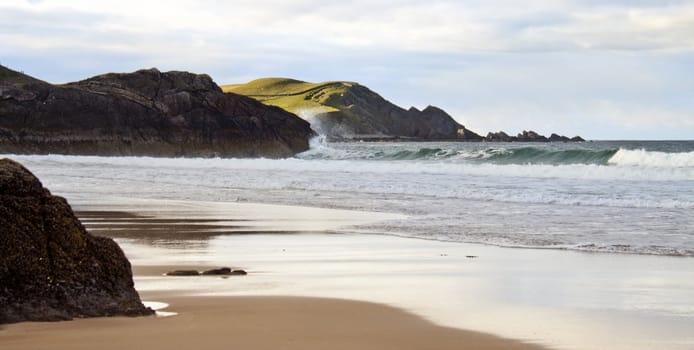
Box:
[548,133,569,142]
[485,131,513,142]
[516,130,548,142]
[0,158,153,324]
[0,65,313,158]
[223,78,482,141]
[485,130,584,142]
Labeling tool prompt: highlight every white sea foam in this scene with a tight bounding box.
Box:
[142,301,178,317]
[608,148,694,167]
[5,140,693,256]
[32,152,694,181]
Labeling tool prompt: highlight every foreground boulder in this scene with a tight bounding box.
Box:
[0,158,153,324]
[0,65,313,158]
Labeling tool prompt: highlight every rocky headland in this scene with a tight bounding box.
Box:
[223,78,482,141]
[0,158,153,324]
[0,65,313,157]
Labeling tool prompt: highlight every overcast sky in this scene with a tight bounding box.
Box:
[2,0,693,139]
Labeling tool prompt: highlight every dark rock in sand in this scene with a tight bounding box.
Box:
[0,158,153,324]
[166,270,201,276]
[0,65,313,158]
[201,267,247,276]
[165,268,247,276]
[202,267,231,275]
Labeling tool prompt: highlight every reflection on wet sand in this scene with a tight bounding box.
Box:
[61,197,694,350]
[76,210,308,249]
[72,198,403,249]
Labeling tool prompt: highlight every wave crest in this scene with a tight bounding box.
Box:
[301,142,694,169]
[608,148,694,167]
[484,147,618,165]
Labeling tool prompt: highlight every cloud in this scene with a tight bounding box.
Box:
[1,0,693,139]
[400,50,694,139]
[453,101,694,140]
[513,5,694,52]
[588,100,694,136]
[3,0,694,55]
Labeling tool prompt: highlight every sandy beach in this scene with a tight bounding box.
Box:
[0,199,547,350]
[1,296,544,350]
[2,198,693,350]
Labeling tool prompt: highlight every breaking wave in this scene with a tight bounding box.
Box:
[608,148,694,167]
[6,139,694,256]
[483,147,618,165]
[300,140,694,168]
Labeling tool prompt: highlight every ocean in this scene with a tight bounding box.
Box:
[7,140,694,256]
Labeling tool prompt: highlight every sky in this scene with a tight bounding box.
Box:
[1,0,693,140]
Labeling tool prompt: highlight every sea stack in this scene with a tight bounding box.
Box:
[0,158,153,324]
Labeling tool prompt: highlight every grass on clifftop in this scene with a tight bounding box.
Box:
[0,65,42,85]
[221,78,356,115]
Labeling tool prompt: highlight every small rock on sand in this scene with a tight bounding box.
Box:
[166,270,201,276]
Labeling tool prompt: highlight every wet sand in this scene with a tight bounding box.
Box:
[3,198,693,350]
[1,296,544,350]
[1,200,546,350]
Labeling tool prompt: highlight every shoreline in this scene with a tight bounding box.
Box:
[0,202,547,350]
[3,199,694,350]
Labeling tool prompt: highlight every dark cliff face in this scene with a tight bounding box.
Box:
[0,158,153,324]
[0,67,313,157]
[318,84,481,140]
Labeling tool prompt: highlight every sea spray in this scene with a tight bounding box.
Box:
[297,108,329,136]
[297,107,355,138]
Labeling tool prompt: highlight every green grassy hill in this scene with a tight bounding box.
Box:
[222,78,357,114]
[222,78,481,140]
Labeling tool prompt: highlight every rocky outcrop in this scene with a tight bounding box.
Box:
[0,65,313,157]
[548,133,585,142]
[318,84,482,140]
[223,78,482,141]
[485,130,584,142]
[0,158,153,324]
[484,131,514,142]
